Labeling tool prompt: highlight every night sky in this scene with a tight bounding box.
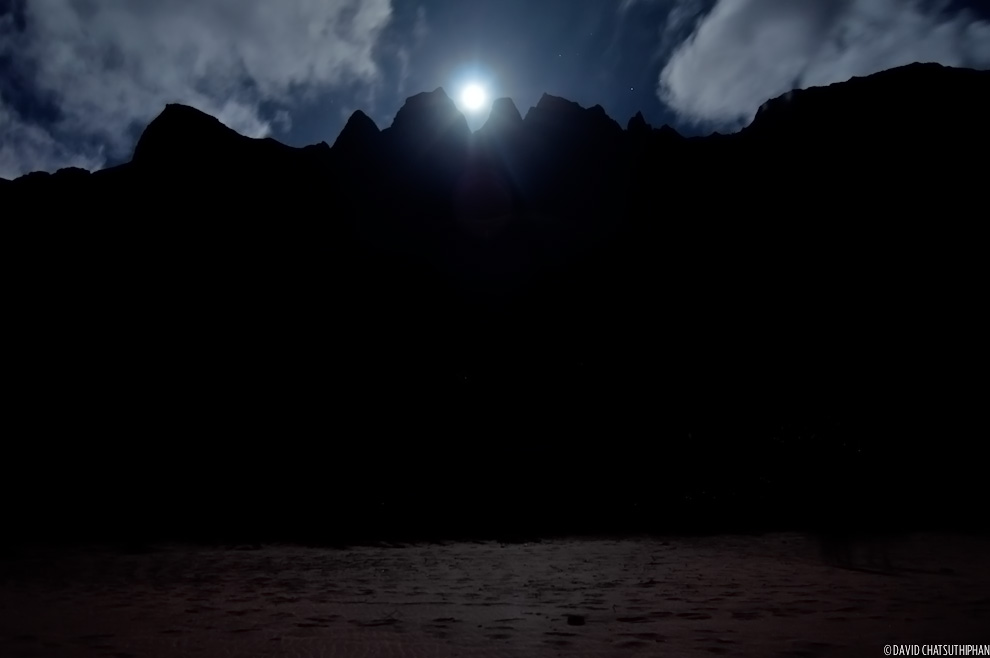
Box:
[2,0,990,179]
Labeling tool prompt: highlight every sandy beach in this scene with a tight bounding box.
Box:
[2,533,988,657]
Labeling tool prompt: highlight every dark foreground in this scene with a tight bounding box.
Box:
[2,535,988,658]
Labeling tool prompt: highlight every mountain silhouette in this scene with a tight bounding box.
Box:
[3,62,988,544]
[481,97,524,133]
[332,109,381,156]
[744,62,988,143]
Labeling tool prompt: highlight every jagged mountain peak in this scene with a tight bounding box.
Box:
[343,109,379,130]
[492,97,522,117]
[534,93,584,115]
[132,103,245,167]
[332,110,381,153]
[481,97,523,132]
[745,61,990,141]
[524,94,622,137]
[388,85,470,154]
[392,87,465,124]
[627,111,651,134]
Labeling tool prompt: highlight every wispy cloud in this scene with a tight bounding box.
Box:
[393,5,430,97]
[658,0,990,127]
[0,0,393,179]
[0,97,104,179]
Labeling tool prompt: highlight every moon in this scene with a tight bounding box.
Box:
[460,84,488,112]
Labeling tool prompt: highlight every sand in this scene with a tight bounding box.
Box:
[1,533,988,657]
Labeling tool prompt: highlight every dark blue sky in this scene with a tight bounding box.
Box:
[2,0,989,178]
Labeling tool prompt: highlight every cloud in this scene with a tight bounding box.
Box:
[0,97,104,179]
[413,5,430,43]
[658,0,990,127]
[393,6,429,97]
[0,0,392,178]
[660,0,708,45]
[616,0,710,66]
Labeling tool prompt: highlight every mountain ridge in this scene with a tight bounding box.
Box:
[2,61,988,542]
[6,61,987,184]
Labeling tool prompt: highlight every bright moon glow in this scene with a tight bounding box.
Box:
[461,84,487,111]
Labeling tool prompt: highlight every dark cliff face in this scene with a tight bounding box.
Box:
[332,110,381,156]
[745,62,990,142]
[481,97,524,133]
[386,87,470,167]
[626,111,650,134]
[131,103,242,167]
[129,103,333,197]
[390,87,470,140]
[524,93,624,146]
[3,62,988,543]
